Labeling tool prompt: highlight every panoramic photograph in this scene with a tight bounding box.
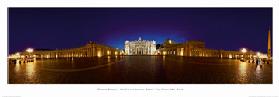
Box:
[8,8,272,84]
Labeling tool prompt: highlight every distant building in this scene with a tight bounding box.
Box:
[125,37,156,55]
[156,29,271,61]
[158,39,259,59]
[18,41,122,58]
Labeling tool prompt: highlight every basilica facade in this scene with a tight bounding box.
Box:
[125,37,156,55]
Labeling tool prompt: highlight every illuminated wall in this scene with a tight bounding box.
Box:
[19,42,122,58]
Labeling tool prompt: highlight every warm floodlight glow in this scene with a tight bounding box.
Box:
[97,50,102,57]
[120,50,124,55]
[241,48,247,53]
[107,50,111,55]
[257,52,261,57]
[26,48,34,53]
[16,52,20,56]
[180,48,184,56]
[229,54,232,59]
[168,40,172,44]
[163,51,167,55]
[180,52,183,56]
[46,55,50,58]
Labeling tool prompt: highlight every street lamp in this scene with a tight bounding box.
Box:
[26,48,34,59]
[26,48,34,53]
[241,48,247,53]
[240,48,247,61]
[257,52,261,58]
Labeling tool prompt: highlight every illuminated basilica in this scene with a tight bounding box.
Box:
[125,37,156,55]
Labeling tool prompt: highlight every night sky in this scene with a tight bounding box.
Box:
[9,8,272,54]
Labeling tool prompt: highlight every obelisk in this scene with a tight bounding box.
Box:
[267,28,271,60]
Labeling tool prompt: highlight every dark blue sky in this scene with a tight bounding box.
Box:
[9,8,272,54]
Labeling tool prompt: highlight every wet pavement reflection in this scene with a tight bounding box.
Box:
[9,56,272,84]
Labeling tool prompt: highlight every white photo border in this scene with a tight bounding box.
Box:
[0,0,278,97]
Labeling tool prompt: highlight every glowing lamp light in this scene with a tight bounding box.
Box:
[46,55,50,58]
[15,52,20,56]
[257,52,261,57]
[163,51,167,55]
[180,52,183,56]
[180,48,184,56]
[97,51,102,57]
[107,50,111,55]
[26,48,34,53]
[229,54,232,59]
[168,40,172,44]
[241,48,247,53]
